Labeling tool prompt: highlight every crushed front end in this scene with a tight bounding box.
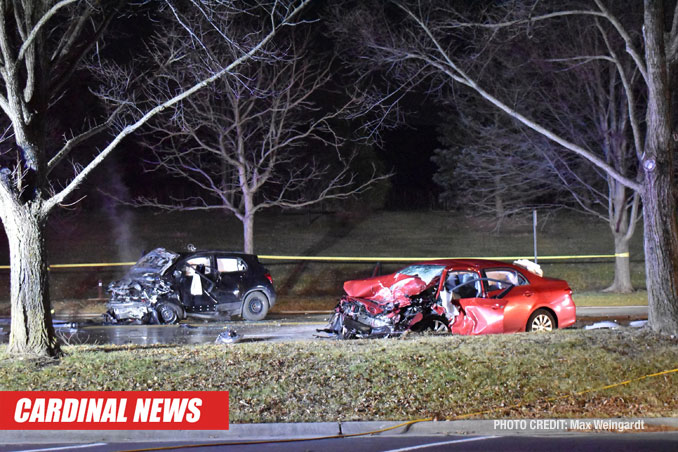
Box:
[324,295,436,339]
[321,265,448,339]
[104,248,180,324]
[105,276,177,324]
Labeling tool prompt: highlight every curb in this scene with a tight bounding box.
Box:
[1,418,677,444]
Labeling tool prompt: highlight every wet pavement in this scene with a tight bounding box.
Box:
[0,315,331,346]
[0,307,649,346]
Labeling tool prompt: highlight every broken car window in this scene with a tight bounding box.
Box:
[184,257,211,276]
[397,265,445,285]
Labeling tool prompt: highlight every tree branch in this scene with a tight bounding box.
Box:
[42,0,312,214]
[46,105,124,176]
[397,2,642,192]
[15,0,78,67]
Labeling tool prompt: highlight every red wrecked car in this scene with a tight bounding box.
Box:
[321,259,576,339]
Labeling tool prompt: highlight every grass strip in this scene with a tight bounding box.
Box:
[1,328,676,422]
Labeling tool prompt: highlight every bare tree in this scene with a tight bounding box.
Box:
[433,106,567,230]
[0,0,311,358]
[134,31,386,254]
[336,0,678,333]
[433,17,642,292]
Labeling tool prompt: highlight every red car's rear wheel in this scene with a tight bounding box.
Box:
[526,309,556,332]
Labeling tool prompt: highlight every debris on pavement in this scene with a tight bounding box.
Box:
[584,320,620,330]
[215,328,241,344]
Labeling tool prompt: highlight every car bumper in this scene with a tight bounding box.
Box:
[106,301,154,322]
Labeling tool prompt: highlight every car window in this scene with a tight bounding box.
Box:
[444,270,482,298]
[484,269,528,291]
[217,257,247,273]
[397,264,445,284]
[183,256,211,276]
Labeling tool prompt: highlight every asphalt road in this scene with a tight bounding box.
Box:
[3,433,677,452]
[0,305,649,346]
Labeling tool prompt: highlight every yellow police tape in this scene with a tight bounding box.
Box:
[120,365,677,452]
[0,252,631,270]
[257,252,631,262]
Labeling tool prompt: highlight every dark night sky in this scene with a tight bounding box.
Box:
[78,4,446,212]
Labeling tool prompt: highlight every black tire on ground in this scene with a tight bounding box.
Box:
[156,302,182,324]
[526,309,556,332]
[242,291,269,321]
[411,315,449,333]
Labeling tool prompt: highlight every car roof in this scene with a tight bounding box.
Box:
[177,250,259,260]
[413,259,544,280]
[413,258,513,268]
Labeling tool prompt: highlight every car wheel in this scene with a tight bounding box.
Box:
[242,291,269,321]
[526,309,556,332]
[156,302,181,324]
[411,315,449,333]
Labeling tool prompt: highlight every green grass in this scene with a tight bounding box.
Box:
[575,291,648,306]
[1,328,675,422]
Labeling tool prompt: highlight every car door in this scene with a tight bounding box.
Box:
[482,268,532,333]
[211,256,247,306]
[456,297,506,335]
[445,270,506,335]
[175,254,217,311]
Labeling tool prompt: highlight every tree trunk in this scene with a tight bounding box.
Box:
[3,203,60,357]
[642,171,678,335]
[604,183,636,293]
[494,174,504,227]
[243,213,254,254]
[642,0,678,335]
[604,234,633,293]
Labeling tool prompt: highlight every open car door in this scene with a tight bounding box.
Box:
[440,270,509,335]
[451,297,507,335]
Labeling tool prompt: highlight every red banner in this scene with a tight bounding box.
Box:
[0,391,229,430]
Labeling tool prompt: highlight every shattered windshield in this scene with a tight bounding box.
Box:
[128,248,179,275]
[396,265,445,285]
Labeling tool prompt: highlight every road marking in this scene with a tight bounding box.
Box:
[382,436,498,451]
[11,443,107,452]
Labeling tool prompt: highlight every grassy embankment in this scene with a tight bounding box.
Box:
[1,328,676,422]
[0,209,648,312]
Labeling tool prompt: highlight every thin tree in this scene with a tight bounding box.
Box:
[134,33,386,253]
[432,106,568,230]
[0,0,311,358]
[337,0,678,332]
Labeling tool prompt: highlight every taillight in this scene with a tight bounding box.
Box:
[265,273,273,284]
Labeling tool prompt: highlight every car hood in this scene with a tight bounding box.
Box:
[126,248,180,276]
[343,272,429,303]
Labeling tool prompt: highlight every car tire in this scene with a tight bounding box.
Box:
[526,309,556,332]
[242,291,269,321]
[411,315,449,333]
[156,302,182,324]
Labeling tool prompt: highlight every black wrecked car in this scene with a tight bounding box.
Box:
[105,248,276,324]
